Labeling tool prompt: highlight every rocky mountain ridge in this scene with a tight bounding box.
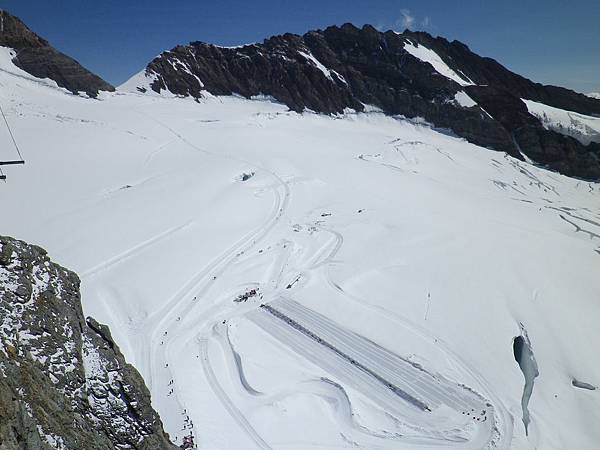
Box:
[0,10,114,97]
[133,24,600,180]
[0,235,176,450]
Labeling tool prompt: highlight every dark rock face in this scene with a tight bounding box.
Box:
[0,11,114,97]
[141,23,600,180]
[403,30,600,117]
[0,236,176,450]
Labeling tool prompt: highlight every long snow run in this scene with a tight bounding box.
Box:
[1,45,600,449]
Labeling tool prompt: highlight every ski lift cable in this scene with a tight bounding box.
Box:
[0,102,24,162]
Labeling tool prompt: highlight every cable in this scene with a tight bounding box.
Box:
[0,102,24,161]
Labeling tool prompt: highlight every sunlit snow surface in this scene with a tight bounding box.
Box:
[403,40,474,86]
[1,48,600,450]
[522,98,600,145]
[453,91,478,108]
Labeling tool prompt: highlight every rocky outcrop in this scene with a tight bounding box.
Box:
[0,236,176,450]
[135,23,600,180]
[0,11,114,97]
[403,30,600,117]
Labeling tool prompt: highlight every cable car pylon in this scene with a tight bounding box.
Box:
[0,100,25,182]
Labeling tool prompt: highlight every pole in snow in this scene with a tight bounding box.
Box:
[424,292,431,321]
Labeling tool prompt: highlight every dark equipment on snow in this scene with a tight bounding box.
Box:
[180,434,195,449]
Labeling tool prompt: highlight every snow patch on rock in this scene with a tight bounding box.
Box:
[453,91,478,108]
[403,40,474,86]
[523,98,600,145]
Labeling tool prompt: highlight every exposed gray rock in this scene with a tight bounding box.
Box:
[0,11,114,97]
[140,24,600,180]
[0,236,177,450]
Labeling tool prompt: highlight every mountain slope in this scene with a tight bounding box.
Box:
[123,24,600,180]
[0,10,114,97]
[403,30,600,116]
[0,236,176,449]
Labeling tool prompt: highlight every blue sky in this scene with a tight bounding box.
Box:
[3,0,599,93]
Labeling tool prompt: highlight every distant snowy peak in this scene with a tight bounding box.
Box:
[587,92,600,99]
[124,23,600,180]
[0,10,114,97]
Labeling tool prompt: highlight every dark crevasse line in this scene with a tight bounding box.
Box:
[513,326,539,436]
[572,379,597,391]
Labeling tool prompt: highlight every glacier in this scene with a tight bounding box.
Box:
[1,47,599,450]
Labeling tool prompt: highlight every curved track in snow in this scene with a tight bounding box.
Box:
[124,110,513,449]
[199,336,273,450]
[247,298,502,448]
[133,112,291,446]
[322,263,514,449]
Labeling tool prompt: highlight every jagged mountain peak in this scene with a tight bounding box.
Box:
[0,10,114,97]
[122,23,600,180]
[0,9,48,48]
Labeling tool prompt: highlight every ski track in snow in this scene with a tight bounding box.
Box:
[199,336,273,450]
[144,116,508,449]
[117,112,495,448]
[81,222,193,279]
[133,111,295,447]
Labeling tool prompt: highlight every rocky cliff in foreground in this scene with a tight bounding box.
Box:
[0,11,114,97]
[131,24,600,180]
[0,236,176,450]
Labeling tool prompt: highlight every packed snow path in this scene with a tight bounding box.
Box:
[1,51,600,449]
[248,299,498,446]
[129,115,504,448]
